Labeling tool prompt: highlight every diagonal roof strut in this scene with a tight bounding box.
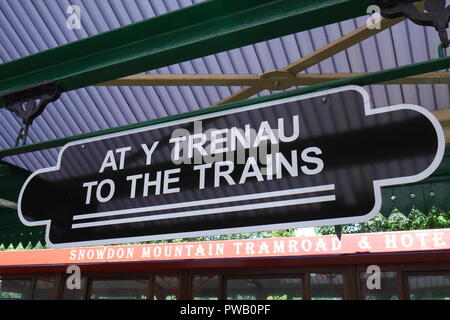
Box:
[211,1,424,106]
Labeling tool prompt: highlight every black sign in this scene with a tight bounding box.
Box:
[18,86,445,248]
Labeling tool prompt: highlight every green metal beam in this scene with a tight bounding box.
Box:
[0,0,375,108]
[1,53,450,159]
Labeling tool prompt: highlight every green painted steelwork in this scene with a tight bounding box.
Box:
[1,54,450,159]
[0,164,9,176]
[0,0,376,108]
[1,0,449,248]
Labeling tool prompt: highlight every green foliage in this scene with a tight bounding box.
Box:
[316,207,450,235]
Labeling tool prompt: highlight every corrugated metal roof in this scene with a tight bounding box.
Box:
[0,0,449,172]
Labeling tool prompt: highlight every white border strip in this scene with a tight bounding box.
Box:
[72,194,337,229]
[73,184,335,221]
